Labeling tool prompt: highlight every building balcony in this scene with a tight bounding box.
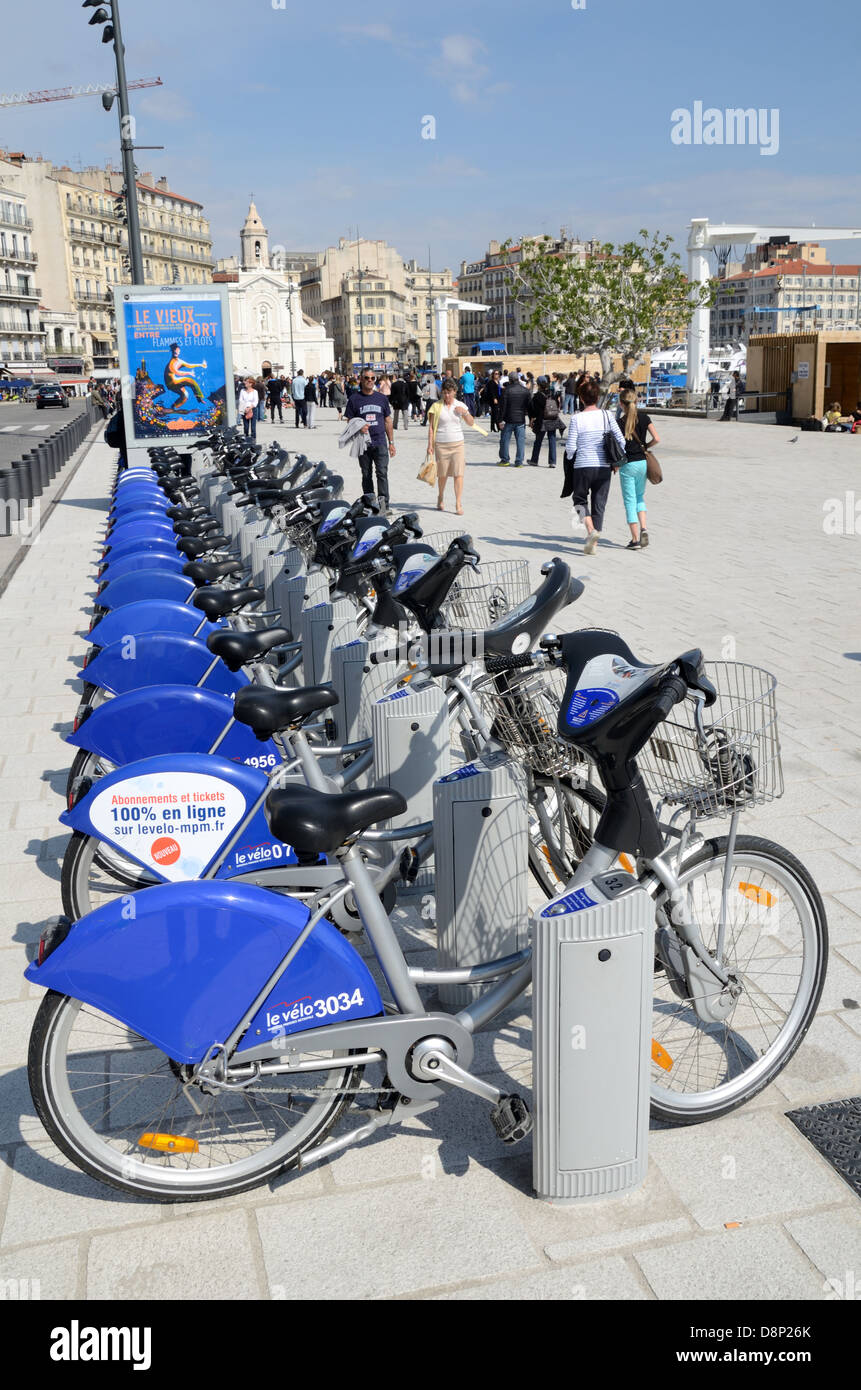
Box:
[75,290,114,305]
[2,351,46,363]
[0,324,43,336]
[0,248,37,267]
[0,215,34,232]
[1,284,40,300]
[143,245,214,268]
[66,199,117,221]
[70,226,121,247]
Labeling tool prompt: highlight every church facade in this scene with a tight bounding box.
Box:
[214,202,334,377]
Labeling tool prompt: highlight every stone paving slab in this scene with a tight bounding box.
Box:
[0,410,857,1301]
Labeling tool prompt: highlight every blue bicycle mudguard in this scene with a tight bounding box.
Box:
[62,753,296,879]
[81,631,247,698]
[109,494,167,516]
[105,518,176,544]
[100,537,180,568]
[108,506,171,528]
[98,552,187,585]
[67,685,279,772]
[88,601,220,651]
[110,485,167,502]
[97,570,196,610]
[104,526,176,553]
[24,880,384,1065]
[61,750,269,880]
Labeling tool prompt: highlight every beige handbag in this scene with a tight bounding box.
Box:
[417,452,437,486]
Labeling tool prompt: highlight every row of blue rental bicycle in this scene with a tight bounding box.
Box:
[23,427,827,1201]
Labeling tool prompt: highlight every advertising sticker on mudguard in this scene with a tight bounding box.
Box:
[88,772,247,881]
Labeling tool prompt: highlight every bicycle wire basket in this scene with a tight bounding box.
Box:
[441,557,531,631]
[424,526,467,554]
[286,517,317,564]
[637,661,783,818]
[474,661,584,778]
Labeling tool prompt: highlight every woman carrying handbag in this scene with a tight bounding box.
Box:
[425,377,473,514]
[237,376,259,441]
[615,387,661,549]
[561,376,627,555]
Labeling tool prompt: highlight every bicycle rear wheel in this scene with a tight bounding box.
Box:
[649,835,828,1124]
[29,991,359,1201]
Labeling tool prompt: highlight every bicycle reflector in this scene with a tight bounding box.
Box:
[651,1039,674,1072]
[36,917,73,967]
[739,882,775,908]
[137,1133,200,1155]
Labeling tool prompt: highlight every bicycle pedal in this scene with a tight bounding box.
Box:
[490,1094,532,1145]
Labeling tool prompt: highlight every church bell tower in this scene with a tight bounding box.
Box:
[240,198,270,271]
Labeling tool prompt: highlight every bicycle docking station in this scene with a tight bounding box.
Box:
[433,747,529,1008]
[370,678,451,893]
[300,600,358,687]
[533,870,653,1203]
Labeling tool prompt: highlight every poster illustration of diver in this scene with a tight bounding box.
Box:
[117,289,235,446]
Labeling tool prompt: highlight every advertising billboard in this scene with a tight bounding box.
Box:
[114,285,235,450]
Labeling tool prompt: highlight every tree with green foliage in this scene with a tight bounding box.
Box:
[507,229,715,393]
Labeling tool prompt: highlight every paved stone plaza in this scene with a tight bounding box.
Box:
[0,407,859,1301]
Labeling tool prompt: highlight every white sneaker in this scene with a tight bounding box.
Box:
[583,531,599,555]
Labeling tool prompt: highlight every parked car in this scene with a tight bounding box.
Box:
[24,386,41,403]
[36,384,70,410]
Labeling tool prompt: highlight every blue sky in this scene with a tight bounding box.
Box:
[2,0,860,274]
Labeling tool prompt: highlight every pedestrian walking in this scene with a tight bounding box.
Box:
[616,387,659,549]
[497,370,531,466]
[528,375,562,468]
[291,368,308,427]
[305,374,318,429]
[721,370,742,421]
[407,371,421,420]
[390,373,410,430]
[459,363,476,416]
[331,374,347,420]
[427,377,472,514]
[255,376,267,423]
[561,375,626,555]
[483,369,502,431]
[378,373,391,398]
[238,376,259,441]
[420,373,439,425]
[344,367,396,512]
[267,374,284,423]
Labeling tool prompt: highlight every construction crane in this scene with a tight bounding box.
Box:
[0,78,162,108]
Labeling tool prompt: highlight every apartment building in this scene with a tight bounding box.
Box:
[0,153,213,375]
[0,181,47,377]
[298,238,457,370]
[714,240,861,342]
[457,233,601,355]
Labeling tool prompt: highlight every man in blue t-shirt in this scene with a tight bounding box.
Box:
[291,369,307,427]
[459,365,476,416]
[344,367,396,511]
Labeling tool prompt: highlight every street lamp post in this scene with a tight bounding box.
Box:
[286,278,296,374]
[83,0,144,285]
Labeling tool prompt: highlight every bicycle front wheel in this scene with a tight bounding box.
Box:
[29,991,359,1202]
[527,775,606,898]
[650,834,828,1125]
